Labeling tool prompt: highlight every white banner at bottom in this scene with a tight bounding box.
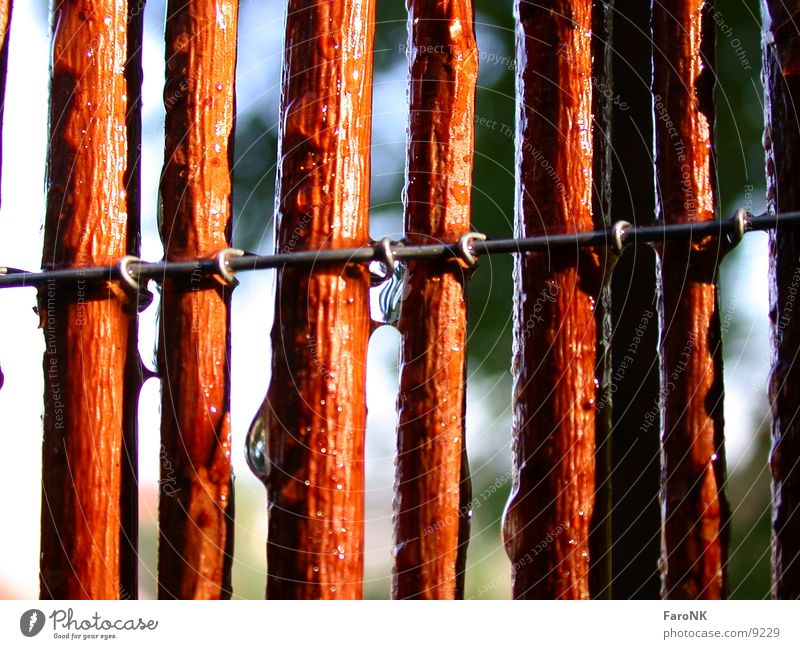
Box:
[0,600,798,648]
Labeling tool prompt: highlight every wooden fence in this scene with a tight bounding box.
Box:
[0,0,796,599]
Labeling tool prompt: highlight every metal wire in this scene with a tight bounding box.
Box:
[1,210,796,290]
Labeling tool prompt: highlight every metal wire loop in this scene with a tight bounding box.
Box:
[369,237,397,286]
[458,232,486,267]
[727,209,748,247]
[215,248,245,286]
[1,208,799,291]
[117,255,143,292]
[377,237,395,272]
[610,220,632,255]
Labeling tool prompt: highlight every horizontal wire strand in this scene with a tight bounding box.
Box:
[0,209,795,290]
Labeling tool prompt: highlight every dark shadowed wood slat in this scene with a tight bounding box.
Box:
[247,0,375,599]
[40,0,136,599]
[764,0,800,601]
[157,0,239,599]
[503,0,598,600]
[392,0,478,600]
[120,0,145,600]
[652,0,729,599]
[607,0,661,600]
[589,0,613,600]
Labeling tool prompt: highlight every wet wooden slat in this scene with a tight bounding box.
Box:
[652,0,729,599]
[40,0,137,599]
[156,0,239,599]
[248,0,375,599]
[589,0,613,600]
[764,0,800,600]
[120,0,145,600]
[503,0,598,600]
[392,0,478,600]
[606,0,662,600]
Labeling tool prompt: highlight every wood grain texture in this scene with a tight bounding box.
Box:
[40,0,135,599]
[764,0,800,600]
[392,0,477,600]
[502,0,598,600]
[652,0,729,599]
[157,0,238,599]
[249,0,375,599]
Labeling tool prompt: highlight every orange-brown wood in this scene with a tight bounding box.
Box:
[652,0,729,599]
[764,0,800,600]
[247,0,375,599]
[392,0,477,600]
[157,0,238,599]
[502,0,598,599]
[40,0,136,599]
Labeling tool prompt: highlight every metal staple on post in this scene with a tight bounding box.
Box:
[0,210,790,291]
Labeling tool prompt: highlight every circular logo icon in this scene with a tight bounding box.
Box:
[19,609,45,637]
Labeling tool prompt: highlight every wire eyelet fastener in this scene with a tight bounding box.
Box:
[610,220,632,255]
[215,248,245,287]
[116,255,154,311]
[370,237,398,286]
[117,255,144,292]
[458,232,486,267]
[377,237,396,272]
[0,266,26,275]
[727,208,748,248]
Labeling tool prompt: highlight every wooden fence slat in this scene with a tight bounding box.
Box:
[120,0,145,600]
[652,0,729,599]
[392,0,478,600]
[157,0,239,599]
[503,0,598,600]
[589,0,613,600]
[606,0,662,599]
[764,0,800,600]
[248,0,375,599]
[40,0,137,599]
